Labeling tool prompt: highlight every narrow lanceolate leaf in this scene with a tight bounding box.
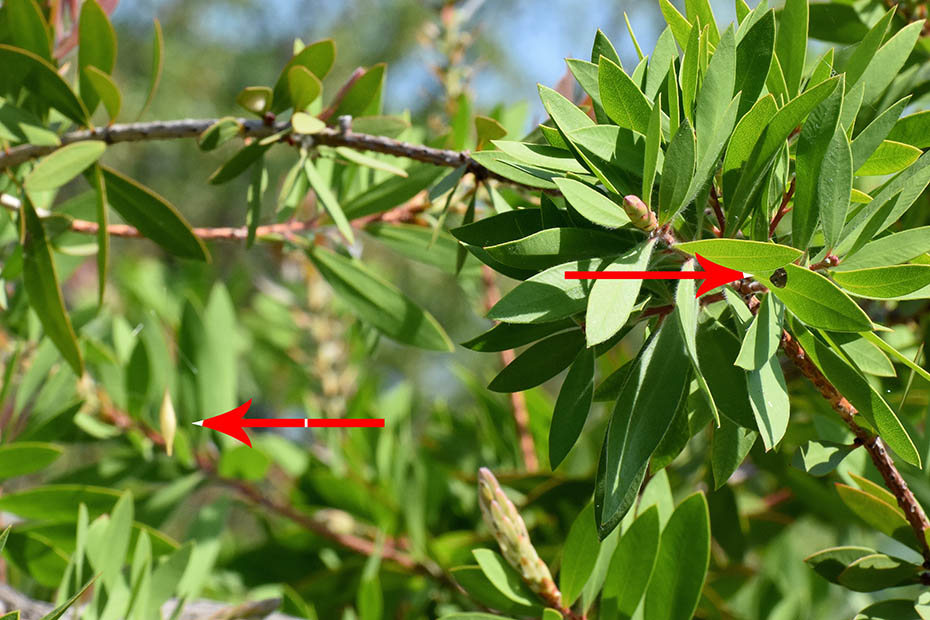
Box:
[833,226,930,271]
[643,493,711,620]
[304,158,354,244]
[735,292,783,370]
[819,126,853,251]
[849,98,911,171]
[597,56,652,134]
[859,21,923,107]
[734,9,774,117]
[549,348,595,469]
[789,318,920,466]
[78,0,117,115]
[658,119,696,224]
[559,503,600,606]
[0,45,89,125]
[856,140,922,177]
[485,227,627,271]
[601,506,660,615]
[835,484,919,551]
[595,318,691,537]
[585,240,655,346]
[22,196,83,375]
[721,95,777,205]
[101,167,210,261]
[770,265,871,332]
[488,330,585,393]
[775,0,807,97]
[698,321,757,429]
[24,142,107,193]
[712,418,757,488]
[747,352,789,451]
[832,266,930,299]
[137,18,164,120]
[860,332,930,385]
[88,165,108,305]
[643,94,662,208]
[307,245,452,351]
[676,261,719,423]
[792,80,843,249]
[0,98,59,146]
[554,178,630,229]
[83,66,121,122]
[674,238,800,273]
[246,157,268,248]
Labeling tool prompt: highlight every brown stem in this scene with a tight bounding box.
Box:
[709,185,725,237]
[481,265,538,472]
[768,177,796,238]
[808,254,839,271]
[781,329,930,562]
[0,118,530,190]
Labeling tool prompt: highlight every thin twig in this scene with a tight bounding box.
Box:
[0,118,527,189]
[709,185,725,236]
[768,177,796,238]
[481,265,538,472]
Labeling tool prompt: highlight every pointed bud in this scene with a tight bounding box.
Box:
[477,467,562,607]
[159,389,177,457]
[623,194,658,232]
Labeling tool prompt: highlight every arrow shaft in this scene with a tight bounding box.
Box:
[241,418,384,428]
[565,270,706,280]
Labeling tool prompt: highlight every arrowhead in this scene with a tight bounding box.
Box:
[194,400,253,447]
[694,254,745,298]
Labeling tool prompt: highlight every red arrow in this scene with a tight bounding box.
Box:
[193,400,384,447]
[565,253,746,298]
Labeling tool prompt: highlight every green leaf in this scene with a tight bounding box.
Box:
[22,196,83,375]
[271,39,335,113]
[332,64,386,118]
[39,575,97,620]
[472,549,537,607]
[680,24,700,124]
[792,80,843,248]
[850,98,910,171]
[674,238,800,273]
[747,351,789,451]
[553,178,630,229]
[838,553,921,592]
[78,0,116,115]
[485,228,630,271]
[644,493,711,620]
[832,332,896,378]
[450,567,540,616]
[137,18,164,119]
[0,97,59,146]
[585,240,655,346]
[236,86,272,115]
[836,227,930,271]
[644,28,677,101]
[774,0,807,97]
[789,318,920,466]
[771,265,871,332]
[734,9,775,117]
[658,118,696,224]
[857,140,922,177]
[304,158,354,244]
[25,142,106,193]
[462,320,575,352]
[861,332,930,385]
[102,166,209,261]
[83,67,121,122]
[597,56,651,134]
[344,163,446,218]
[833,266,930,299]
[601,506,660,615]
[538,84,594,138]
[659,0,692,49]
[560,503,600,606]
[485,259,595,323]
[836,484,919,551]
[792,440,854,476]
[549,348,595,469]
[843,8,894,88]
[488,330,584,393]
[306,245,452,351]
[686,0,719,44]
[246,156,267,248]
[6,0,52,61]
[468,150,559,190]
[197,117,241,151]
[806,546,877,583]
[820,126,853,250]
[711,418,757,488]
[0,442,63,479]
[721,94,777,207]
[493,141,587,174]
[736,292,783,370]
[888,110,930,149]
[0,485,120,521]
[676,261,719,423]
[475,116,508,147]
[595,318,691,536]
[859,21,923,107]
[643,94,662,208]
[288,65,322,111]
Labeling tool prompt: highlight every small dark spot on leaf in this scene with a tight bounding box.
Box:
[770,268,788,288]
